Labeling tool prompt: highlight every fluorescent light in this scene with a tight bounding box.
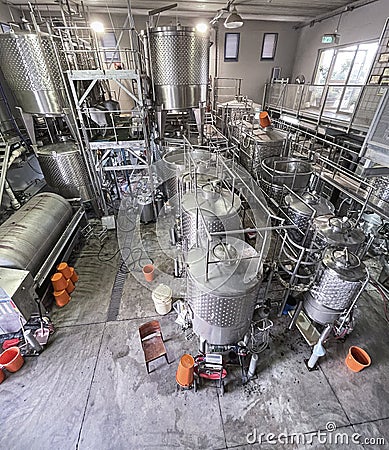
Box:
[224,6,243,29]
[90,21,105,33]
[196,23,208,33]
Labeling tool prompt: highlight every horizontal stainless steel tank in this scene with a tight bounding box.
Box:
[187,238,260,345]
[0,32,66,115]
[304,248,367,325]
[240,128,286,175]
[0,193,72,276]
[147,26,209,110]
[36,141,94,201]
[181,187,242,250]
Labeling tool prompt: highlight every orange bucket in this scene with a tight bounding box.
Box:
[259,111,271,128]
[57,262,72,279]
[66,279,75,294]
[0,347,24,373]
[51,272,68,291]
[176,354,195,387]
[69,268,79,283]
[345,346,371,372]
[0,369,5,384]
[54,289,70,307]
[142,264,155,282]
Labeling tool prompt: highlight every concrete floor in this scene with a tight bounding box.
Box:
[1,232,389,450]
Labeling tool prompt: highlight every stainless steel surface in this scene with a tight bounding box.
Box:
[163,149,214,199]
[261,157,312,190]
[0,192,72,276]
[318,217,366,252]
[371,176,389,212]
[240,129,286,175]
[37,142,94,201]
[284,192,334,244]
[304,248,367,325]
[186,238,260,345]
[181,188,242,250]
[148,26,209,110]
[0,268,36,331]
[0,32,66,115]
[137,195,155,223]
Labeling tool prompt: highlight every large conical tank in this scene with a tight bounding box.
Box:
[147,26,209,110]
[0,31,67,115]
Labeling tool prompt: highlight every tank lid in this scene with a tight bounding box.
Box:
[320,217,365,248]
[187,237,260,296]
[285,192,335,217]
[37,141,79,156]
[182,188,241,218]
[212,242,238,265]
[323,248,366,281]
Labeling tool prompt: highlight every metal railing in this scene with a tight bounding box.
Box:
[265,83,388,133]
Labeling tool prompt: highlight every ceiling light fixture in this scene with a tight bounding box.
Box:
[196,22,208,33]
[224,6,243,29]
[90,21,105,33]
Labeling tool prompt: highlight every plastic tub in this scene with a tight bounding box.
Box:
[152,284,172,315]
[345,346,371,372]
[0,347,24,373]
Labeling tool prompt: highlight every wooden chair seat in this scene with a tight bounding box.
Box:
[139,320,169,373]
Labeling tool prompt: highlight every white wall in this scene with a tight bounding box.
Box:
[292,0,389,82]
[216,20,299,103]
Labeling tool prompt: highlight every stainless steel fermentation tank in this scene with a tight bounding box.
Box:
[260,157,312,204]
[0,31,67,115]
[240,128,286,175]
[304,248,367,325]
[36,141,94,202]
[162,148,215,199]
[0,193,72,276]
[181,187,242,251]
[187,238,260,346]
[147,26,209,110]
[284,192,335,244]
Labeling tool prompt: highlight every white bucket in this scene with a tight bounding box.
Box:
[152,284,172,315]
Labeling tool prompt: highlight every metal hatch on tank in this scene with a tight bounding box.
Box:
[186,237,261,346]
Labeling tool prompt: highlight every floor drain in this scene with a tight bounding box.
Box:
[107,262,127,322]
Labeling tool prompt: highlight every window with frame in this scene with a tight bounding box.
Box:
[313,41,378,115]
[261,33,278,61]
[100,32,120,63]
[224,33,240,62]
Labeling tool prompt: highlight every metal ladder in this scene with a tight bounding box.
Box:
[0,141,11,204]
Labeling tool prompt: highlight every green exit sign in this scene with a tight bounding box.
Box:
[322,34,338,44]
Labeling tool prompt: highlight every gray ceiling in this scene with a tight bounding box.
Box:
[6,0,371,23]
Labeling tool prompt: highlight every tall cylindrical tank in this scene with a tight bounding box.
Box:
[187,238,260,345]
[181,188,242,250]
[147,26,210,110]
[0,193,72,276]
[162,148,215,199]
[36,141,94,201]
[304,248,367,325]
[0,32,66,115]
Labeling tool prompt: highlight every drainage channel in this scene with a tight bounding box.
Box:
[107,262,127,322]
